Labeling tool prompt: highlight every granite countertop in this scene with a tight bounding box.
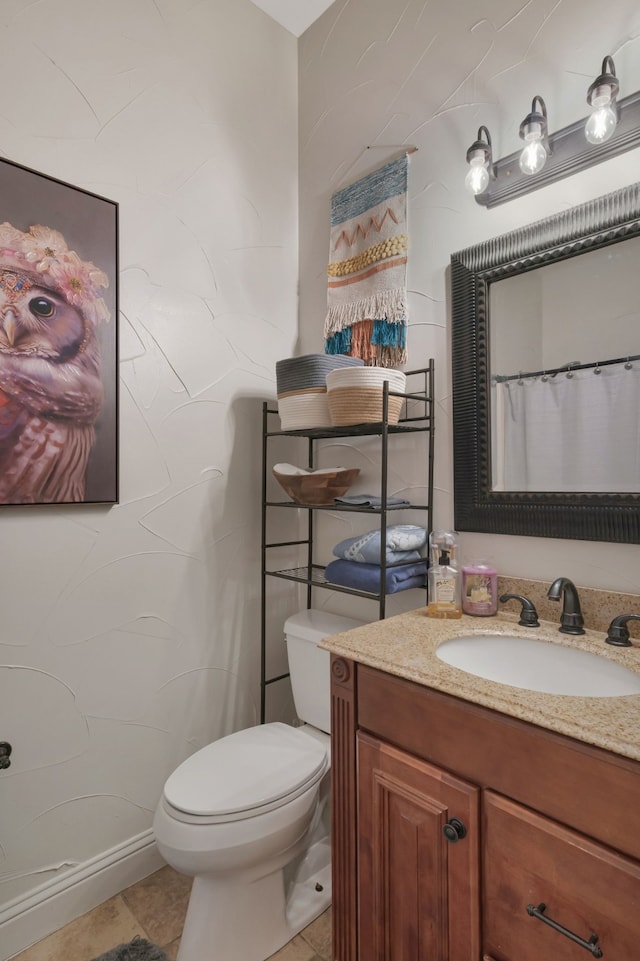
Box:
[319,608,640,763]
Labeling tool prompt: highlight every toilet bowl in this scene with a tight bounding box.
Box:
[153,609,366,961]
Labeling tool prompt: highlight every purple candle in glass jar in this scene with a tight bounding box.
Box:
[461,561,497,616]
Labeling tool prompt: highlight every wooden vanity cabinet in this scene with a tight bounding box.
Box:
[357,732,480,961]
[330,656,640,961]
[484,791,640,961]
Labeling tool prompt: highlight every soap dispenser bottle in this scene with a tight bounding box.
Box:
[427,530,462,619]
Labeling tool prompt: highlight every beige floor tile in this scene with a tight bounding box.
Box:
[161,937,180,961]
[266,933,321,961]
[11,867,330,961]
[11,895,148,961]
[120,865,191,948]
[300,907,332,959]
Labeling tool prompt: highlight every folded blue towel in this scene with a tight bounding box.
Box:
[325,558,428,594]
[333,525,427,563]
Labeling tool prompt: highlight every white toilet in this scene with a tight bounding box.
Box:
[153,608,365,961]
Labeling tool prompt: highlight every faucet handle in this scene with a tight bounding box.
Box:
[605,613,640,647]
[499,593,540,627]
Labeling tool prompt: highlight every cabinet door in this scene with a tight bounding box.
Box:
[357,732,481,961]
[483,790,640,961]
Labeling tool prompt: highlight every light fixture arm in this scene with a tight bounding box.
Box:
[465,125,493,168]
[518,95,550,176]
[587,56,619,109]
[519,96,551,152]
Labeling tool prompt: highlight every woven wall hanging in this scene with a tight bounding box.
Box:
[324,153,409,368]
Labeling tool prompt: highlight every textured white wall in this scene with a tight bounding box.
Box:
[0,0,298,915]
[299,0,640,595]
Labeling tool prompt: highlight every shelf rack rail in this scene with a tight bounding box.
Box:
[260,361,434,722]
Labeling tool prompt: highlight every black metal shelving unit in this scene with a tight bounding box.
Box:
[260,361,435,722]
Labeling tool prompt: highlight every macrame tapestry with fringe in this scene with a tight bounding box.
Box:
[324,153,409,368]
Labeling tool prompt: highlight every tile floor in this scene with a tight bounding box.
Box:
[11,865,332,961]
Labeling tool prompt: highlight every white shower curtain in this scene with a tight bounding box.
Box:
[494,362,640,492]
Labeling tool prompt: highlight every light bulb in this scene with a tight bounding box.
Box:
[465,158,490,195]
[518,97,549,177]
[464,129,493,199]
[519,138,547,175]
[585,58,619,145]
[585,96,618,144]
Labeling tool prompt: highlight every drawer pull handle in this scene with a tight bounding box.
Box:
[442,817,467,843]
[527,903,603,958]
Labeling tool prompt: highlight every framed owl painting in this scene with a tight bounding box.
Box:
[0,157,118,506]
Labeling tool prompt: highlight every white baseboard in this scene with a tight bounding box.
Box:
[1,830,165,960]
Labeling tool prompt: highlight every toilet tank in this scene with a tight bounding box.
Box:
[284,609,368,733]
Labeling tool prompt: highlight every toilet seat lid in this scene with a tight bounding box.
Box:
[163,722,328,818]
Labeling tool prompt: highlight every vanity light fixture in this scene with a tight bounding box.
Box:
[468,54,640,208]
[465,125,494,196]
[585,56,619,144]
[519,96,550,175]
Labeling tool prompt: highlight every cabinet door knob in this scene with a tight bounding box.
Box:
[443,817,467,843]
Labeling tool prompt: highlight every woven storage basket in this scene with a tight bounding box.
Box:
[326,367,406,426]
[278,390,332,430]
[325,367,406,392]
[327,385,404,426]
[276,353,363,395]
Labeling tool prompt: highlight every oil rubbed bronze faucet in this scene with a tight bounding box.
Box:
[547,577,585,635]
[606,613,640,647]
[499,593,540,627]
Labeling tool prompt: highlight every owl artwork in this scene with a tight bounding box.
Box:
[0,223,110,504]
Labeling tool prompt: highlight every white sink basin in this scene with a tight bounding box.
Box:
[436,634,640,697]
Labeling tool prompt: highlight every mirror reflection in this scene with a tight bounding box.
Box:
[450,181,640,542]
[489,238,640,493]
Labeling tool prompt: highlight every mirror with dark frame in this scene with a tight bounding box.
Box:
[450,182,640,543]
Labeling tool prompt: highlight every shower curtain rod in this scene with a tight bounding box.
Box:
[493,352,640,384]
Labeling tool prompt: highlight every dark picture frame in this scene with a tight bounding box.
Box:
[0,156,118,505]
[450,182,640,544]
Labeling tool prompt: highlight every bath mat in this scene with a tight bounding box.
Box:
[90,936,169,961]
[324,153,409,368]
